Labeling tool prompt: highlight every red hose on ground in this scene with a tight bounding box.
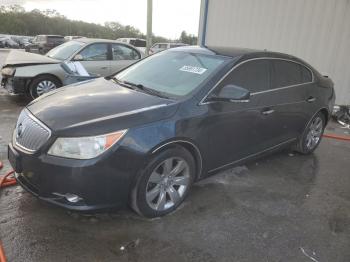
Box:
[0,243,6,262]
[323,133,350,141]
[0,161,16,262]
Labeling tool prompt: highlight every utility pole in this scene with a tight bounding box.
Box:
[146,0,153,55]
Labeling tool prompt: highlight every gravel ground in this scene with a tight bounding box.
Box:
[0,51,349,262]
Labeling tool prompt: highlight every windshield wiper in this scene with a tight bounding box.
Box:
[114,79,170,99]
[112,78,137,90]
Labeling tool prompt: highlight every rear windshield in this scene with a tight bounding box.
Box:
[130,39,146,47]
[46,41,84,60]
[114,51,228,97]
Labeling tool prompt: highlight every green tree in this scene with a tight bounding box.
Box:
[179,30,198,45]
[0,5,168,42]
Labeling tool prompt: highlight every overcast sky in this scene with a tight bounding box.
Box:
[1,0,201,39]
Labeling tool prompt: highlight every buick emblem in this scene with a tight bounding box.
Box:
[17,123,26,138]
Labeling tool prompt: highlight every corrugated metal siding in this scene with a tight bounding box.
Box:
[200,0,350,104]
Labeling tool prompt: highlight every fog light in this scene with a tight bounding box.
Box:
[53,192,83,203]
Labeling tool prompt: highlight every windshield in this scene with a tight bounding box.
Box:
[114,51,227,97]
[46,41,84,60]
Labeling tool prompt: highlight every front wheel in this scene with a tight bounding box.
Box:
[294,112,325,154]
[29,75,61,99]
[131,146,195,217]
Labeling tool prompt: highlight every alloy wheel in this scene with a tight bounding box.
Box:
[305,116,323,150]
[146,157,190,211]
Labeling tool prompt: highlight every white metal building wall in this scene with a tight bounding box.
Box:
[199,0,350,105]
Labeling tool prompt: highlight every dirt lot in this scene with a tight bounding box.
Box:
[0,51,349,262]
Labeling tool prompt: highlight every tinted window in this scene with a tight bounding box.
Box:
[272,60,312,88]
[47,36,64,41]
[220,60,270,93]
[129,39,146,47]
[112,44,140,60]
[301,65,312,82]
[79,43,108,61]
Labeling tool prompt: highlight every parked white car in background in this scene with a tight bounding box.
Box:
[116,38,146,54]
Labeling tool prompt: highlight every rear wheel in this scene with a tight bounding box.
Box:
[29,75,61,99]
[294,112,325,154]
[131,147,195,217]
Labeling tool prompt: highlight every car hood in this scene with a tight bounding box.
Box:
[27,78,178,136]
[4,50,60,67]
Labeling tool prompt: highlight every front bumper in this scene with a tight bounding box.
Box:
[8,142,141,211]
[1,76,28,94]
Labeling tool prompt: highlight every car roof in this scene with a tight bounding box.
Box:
[73,38,143,53]
[117,38,146,41]
[76,38,128,44]
[153,42,186,45]
[171,45,306,64]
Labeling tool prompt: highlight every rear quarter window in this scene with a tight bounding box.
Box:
[272,60,312,88]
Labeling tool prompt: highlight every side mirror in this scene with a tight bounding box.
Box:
[73,54,83,61]
[209,84,250,102]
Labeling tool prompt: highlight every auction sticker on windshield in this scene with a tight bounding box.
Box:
[179,65,207,75]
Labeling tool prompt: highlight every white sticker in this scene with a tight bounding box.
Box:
[179,65,207,75]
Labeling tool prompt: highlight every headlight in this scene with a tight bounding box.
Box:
[1,67,16,76]
[48,130,127,159]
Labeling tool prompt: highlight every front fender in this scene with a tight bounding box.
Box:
[120,120,176,156]
[14,64,64,83]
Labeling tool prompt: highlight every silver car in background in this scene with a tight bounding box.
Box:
[1,38,143,99]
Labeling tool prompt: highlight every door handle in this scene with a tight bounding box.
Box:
[307,96,316,103]
[100,67,108,69]
[261,109,274,115]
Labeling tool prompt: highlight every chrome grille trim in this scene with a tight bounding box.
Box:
[13,109,51,153]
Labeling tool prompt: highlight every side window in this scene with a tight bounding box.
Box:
[219,60,270,93]
[79,43,108,61]
[272,60,311,88]
[112,44,140,60]
[159,44,168,49]
[301,65,312,82]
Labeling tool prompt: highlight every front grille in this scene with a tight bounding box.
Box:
[14,109,51,153]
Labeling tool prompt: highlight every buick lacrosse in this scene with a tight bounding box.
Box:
[9,46,335,217]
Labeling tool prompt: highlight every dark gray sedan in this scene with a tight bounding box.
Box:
[9,46,335,217]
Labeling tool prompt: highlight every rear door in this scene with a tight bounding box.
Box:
[76,43,111,76]
[257,59,312,141]
[110,43,141,74]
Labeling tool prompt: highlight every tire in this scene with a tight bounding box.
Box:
[294,112,325,154]
[130,146,195,218]
[28,75,61,99]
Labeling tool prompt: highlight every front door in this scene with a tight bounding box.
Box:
[77,43,111,76]
[202,59,279,171]
[110,43,141,74]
